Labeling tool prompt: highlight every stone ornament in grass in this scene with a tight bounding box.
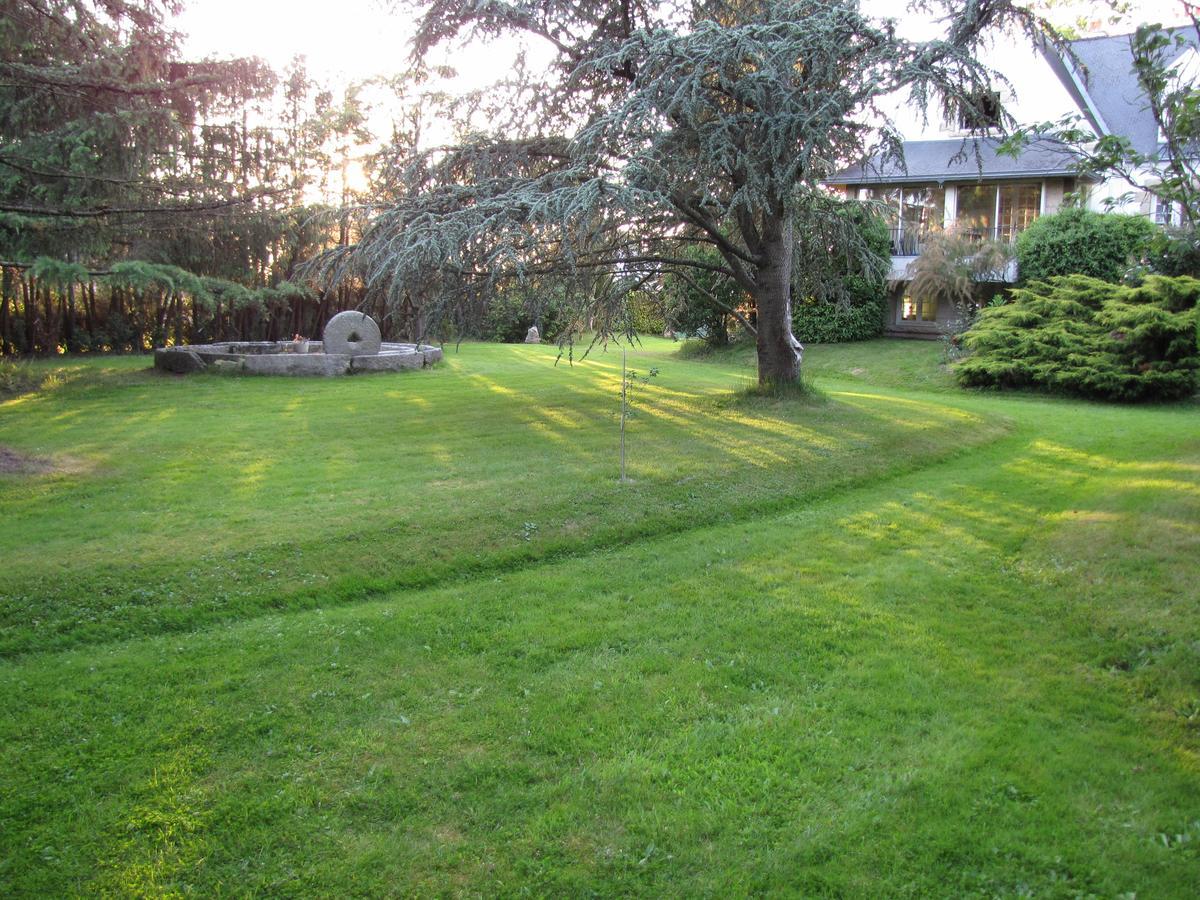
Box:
[525,325,540,344]
[323,311,382,356]
[155,348,207,374]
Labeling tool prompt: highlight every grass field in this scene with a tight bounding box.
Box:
[1,338,1197,895]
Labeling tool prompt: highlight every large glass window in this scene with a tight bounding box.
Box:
[862,181,1043,248]
[956,184,996,240]
[863,185,944,255]
[864,187,900,224]
[900,186,945,254]
[957,182,1043,241]
[997,183,1042,240]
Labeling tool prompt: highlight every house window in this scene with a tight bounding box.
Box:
[900,186,945,254]
[1154,197,1176,226]
[864,185,945,255]
[956,182,1042,241]
[957,89,1002,131]
[997,183,1042,240]
[900,292,937,322]
[956,184,996,240]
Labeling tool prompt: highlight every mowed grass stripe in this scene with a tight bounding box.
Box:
[0,388,1196,895]
[0,341,1008,656]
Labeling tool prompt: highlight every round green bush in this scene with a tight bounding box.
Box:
[1016,208,1157,283]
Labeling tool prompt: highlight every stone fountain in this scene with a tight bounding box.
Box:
[154,311,442,376]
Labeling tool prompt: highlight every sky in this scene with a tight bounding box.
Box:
[175,0,1195,191]
[177,0,1196,90]
[176,0,519,90]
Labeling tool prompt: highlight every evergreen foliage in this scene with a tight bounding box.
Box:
[791,203,890,343]
[956,274,1200,401]
[481,283,569,343]
[1015,208,1157,283]
[0,2,396,356]
[1146,226,1200,278]
[791,298,885,343]
[627,292,667,334]
[663,245,745,347]
[0,0,281,261]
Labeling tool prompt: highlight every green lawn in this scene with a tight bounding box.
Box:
[1,339,1197,895]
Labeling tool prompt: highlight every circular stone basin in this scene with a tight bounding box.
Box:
[154,339,443,376]
[156,312,442,376]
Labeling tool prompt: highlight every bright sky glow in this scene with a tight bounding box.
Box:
[179,0,1195,89]
[175,0,1194,185]
[177,0,538,189]
[177,0,526,91]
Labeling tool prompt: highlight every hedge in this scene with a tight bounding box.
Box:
[956,274,1199,401]
[792,298,885,343]
[1015,208,1157,284]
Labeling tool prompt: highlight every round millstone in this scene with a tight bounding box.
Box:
[323,310,382,356]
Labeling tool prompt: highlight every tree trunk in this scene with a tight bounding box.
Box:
[0,267,11,356]
[86,281,97,347]
[65,282,77,353]
[751,213,803,385]
[44,283,60,355]
[173,293,184,346]
[154,291,166,347]
[23,278,35,354]
[133,290,145,352]
[113,286,124,352]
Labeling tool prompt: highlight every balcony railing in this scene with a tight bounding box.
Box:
[888,223,1027,257]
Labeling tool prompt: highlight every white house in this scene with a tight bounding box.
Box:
[826,25,1198,336]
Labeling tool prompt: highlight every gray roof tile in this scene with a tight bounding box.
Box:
[1067,28,1197,154]
[826,138,1082,185]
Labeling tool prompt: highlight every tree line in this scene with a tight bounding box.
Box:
[0,0,392,355]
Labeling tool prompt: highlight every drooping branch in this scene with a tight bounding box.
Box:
[0,188,294,219]
[673,269,757,335]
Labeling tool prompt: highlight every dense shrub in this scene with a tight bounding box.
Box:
[627,292,667,334]
[956,274,1200,401]
[663,247,742,347]
[1016,208,1157,283]
[481,289,567,343]
[791,203,890,343]
[1145,227,1200,278]
[792,297,885,342]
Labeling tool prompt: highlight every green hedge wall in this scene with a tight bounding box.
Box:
[792,298,885,343]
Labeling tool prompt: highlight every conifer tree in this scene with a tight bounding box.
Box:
[345,0,1045,384]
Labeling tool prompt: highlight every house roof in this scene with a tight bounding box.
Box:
[825,138,1084,186]
[1063,28,1198,155]
[829,25,1199,187]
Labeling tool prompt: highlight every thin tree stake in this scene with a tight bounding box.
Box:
[620,345,628,483]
